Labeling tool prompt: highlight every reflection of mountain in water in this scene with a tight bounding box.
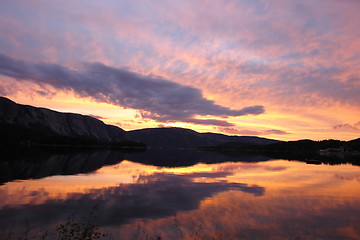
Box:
[0,149,270,184]
[0,170,264,228]
[126,148,271,167]
[0,149,126,184]
[1,147,359,185]
[0,148,273,184]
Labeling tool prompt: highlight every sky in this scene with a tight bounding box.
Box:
[0,0,359,141]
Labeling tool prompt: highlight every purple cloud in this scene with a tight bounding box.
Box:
[264,129,289,135]
[0,53,264,126]
[333,123,359,131]
[217,127,289,136]
[88,114,106,120]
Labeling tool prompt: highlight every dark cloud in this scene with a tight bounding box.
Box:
[0,53,265,126]
[35,90,51,96]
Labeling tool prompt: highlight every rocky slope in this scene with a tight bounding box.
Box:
[0,97,128,143]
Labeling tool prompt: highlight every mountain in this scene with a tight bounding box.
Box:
[0,96,128,144]
[127,127,280,148]
[0,96,279,148]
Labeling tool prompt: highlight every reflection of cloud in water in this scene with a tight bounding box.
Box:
[334,173,360,182]
[0,171,264,228]
[215,162,287,172]
[118,192,360,240]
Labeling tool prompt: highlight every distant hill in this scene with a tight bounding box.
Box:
[208,138,360,153]
[127,127,279,148]
[202,138,360,166]
[347,138,360,151]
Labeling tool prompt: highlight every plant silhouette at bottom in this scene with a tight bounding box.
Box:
[57,206,109,240]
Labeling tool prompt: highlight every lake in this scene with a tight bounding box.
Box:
[0,149,359,240]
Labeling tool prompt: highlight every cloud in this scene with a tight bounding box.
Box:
[0,53,264,126]
[333,123,359,131]
[334,173,360,182]
[264,129,289,135]
[1,0,359,140]
[218,127,289,136]
[218,128,260,136]
[0,85,4,95]
[216,163,288,173]
[184,118,236,127]
[88,114,106,120]
[115,122,131,128]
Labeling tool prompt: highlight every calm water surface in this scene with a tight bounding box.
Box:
[0,151,359,239]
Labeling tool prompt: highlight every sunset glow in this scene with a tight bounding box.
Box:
[1,0,359,140]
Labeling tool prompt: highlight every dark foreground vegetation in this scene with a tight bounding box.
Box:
[0,206,228,240]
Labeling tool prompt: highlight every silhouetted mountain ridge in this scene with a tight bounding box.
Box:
[3,97,358,152]
[127,127,279,148]
[0,97,280,148]
[0,97,128,144]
